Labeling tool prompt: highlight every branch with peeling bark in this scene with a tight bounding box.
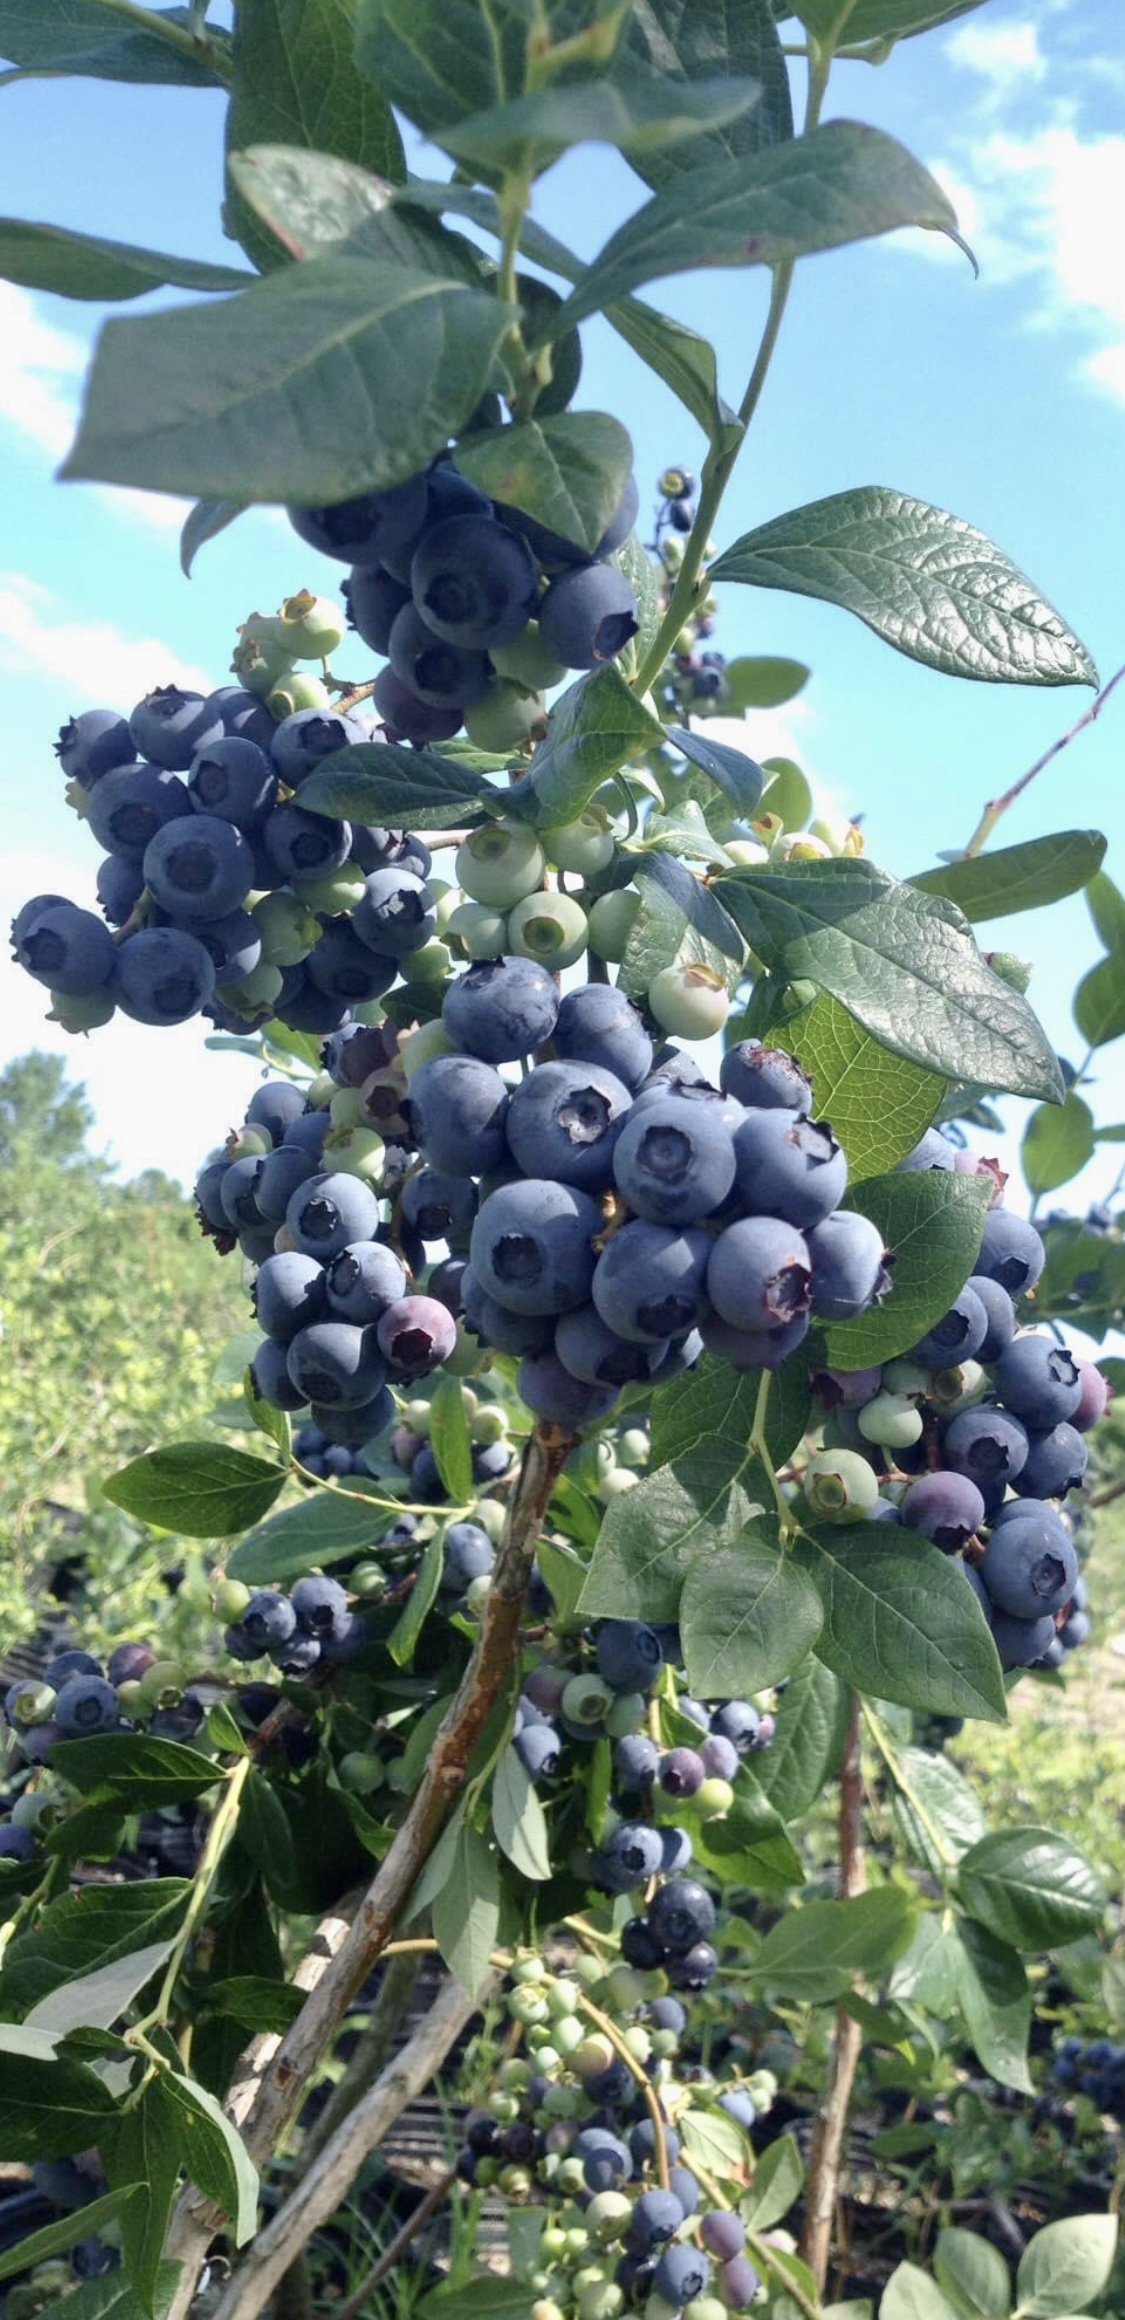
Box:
[162,1419,575,2317]
[799,1693,867,2295]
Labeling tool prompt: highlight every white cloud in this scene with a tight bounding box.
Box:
[0,571,212,704]
[946,19,1047,92]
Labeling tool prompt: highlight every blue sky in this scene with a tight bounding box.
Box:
[0,0,1122,1200]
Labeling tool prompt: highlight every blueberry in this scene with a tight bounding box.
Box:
[965,1273,1016,1360]
[53,1674,120,1738]
[443,956,559,1063]
[0,1824,37,1861]
[732,1107,848,1229]
[129,686,223,771]
[255,1253,328,1342]
[470,1179,600,1314]
[670,1939,719,1989]
[554,1304,667,1387]
[355,868,437,959]
[251,1336,310,1411]
[993,1335,1083,1429]
[311,1386,395,1446]
[910,1284,989,1370]
[287,1173,381,1261]
[408,1054,511,1177]
[899,1128,956,1171]
[660,1747,704,1798]
[287,1322,387,1409]
[614,1733,661,1789]
[112,928,215,1024]
[95,853,146,927]
[648,1997,687,2037]
[515,1722,561,1778]
[44,1650,102,1688]
[371,667,462,745]
[86,761,192,861]
[346,563,411,653]
[290,476,430,565]
[274,973,354,1034]
[990,1607,1057,1669]
[256,1143,320,1222]
[388,601,493,708]
[719,2257,761,2309]
[107,1641,156,1685]
[463,1268,554,1353]
[709,1701,761,1752]
[291,1574,350,1637]
[193,907,263,983]
[628,2190,686,2253]
[901,1472,985,1551]
[647,1877,715,1953]
[582,2135,632,2192]
[506,1060,633,1192]
[208,686,278,749]
[700,1309,809,1371]
[719,2089,757,2129]
[701,1734,739,1781]
[595,1622,664,1693]
[11,899,114,994]
[719,1039,812,1112]
[220,1153,267,1231]
[603,1821,664,1886]
[306,921,397,1004]
[401,1169,477,1248]
[326,1240,407,1323]
[980,1512,1078,1618]
[264,803,353,881]
[188,735,278,829]
[613,1096,736,1226]
[247,1080,309,1143]
[244,1590,298,1650]
[1014,1422,1088,1499]
[377,1294,457,1377]
[653,2244,712,2306]
[621,1915,667,1968]
[591,1221,712,1344]
[55,707,134,787]
[518,1351,621,1427]
[976,1208,1045,1297]
[412,514,538,648]
[555,984,653,1090]
[660,1825,694,1875]
[143,813,255,922]
[1062,1609,1091,1649]
[943,1405,1029,1488]
[537,561,639,670]
[807,1211,892,1322]
[270,708,367,786]
[707,1215,812,1332]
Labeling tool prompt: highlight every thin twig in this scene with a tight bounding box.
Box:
[800,1693,866,2293]
[335,2165,458,2320]
[963,661,1125,857]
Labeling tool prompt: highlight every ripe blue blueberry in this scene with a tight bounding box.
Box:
[596,1622,664,1691]
[251,1337,310,1411]
[911,1285,989,1369]
[603,1821,664,1887]
[53,1674,120,1738]
[660,1747,704,1798]
[188,735,278,829]
[208,686,277,749]
[1014,1422,1088,1500]
[96,854,145,927]
[653,2244,712,2306]
[264,804,353,881]
[129,686,224,771]
[291,1574,350,1637]
[412,515,538,649]
[442,1522,495,1589]
[554,984,653,1090]
[270,708,367,786]
[732,1107,848,1229]
[312,1386,394,1447]
[463,1269,553,1355]
[256,1143,320,1223]
[990,1607,1057,1669]
[709,1701,761,1752]
[408,1055,511,1177]
[388,602,493,709]
[255,1253,328,1342]
[720,2257,761,2309]
[219,1154,267,1231]
[554,1305,667,1386]
[701,1734,739,1781]
[900,1128,956,1171]
[193,908,263,984]
[470,1179,601,1314]
[613,1096,736,1226]
[515,1722,561,1778]
[965,1273,1016,1360]
[443,956,559,1063]
[980,1513,1078,1618]
[286,1322,388,1409]
[506,1060,633,1191]
[287,1173,381,1261]
[614,1733,661,1789]
[647,1876,716,1953]
[670,1939,718,1989]
[247,1080,309,1143]
[371,667,462,746]
[111,928,215,1024]
[289,476,430,566]
[243,1590,297,1650]
[628,2190,686,2253]
[402,1170,478,1247]
[516,1351,620,1428]
[345,564,411,653]
[354,868,436,959]
[11,899,115,994]
[807,1211,891,1323]
[976,1208,1046,1297]
[592,1221,712,1344]
[660,1826,694,1875]
[901,1472,985,1551]
[707,1215,812,1332]
[0,1825,37,1861]
[719,1039,812,1112]
[993,1335,1083,1429]
[55,707,134,787]
[143,813,255,921]
[323,1241,407,1326]
[537,562,639,670]
[306,922,397,1004]
[943,1405,1029,1488]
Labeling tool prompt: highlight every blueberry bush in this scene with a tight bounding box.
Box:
[2,3,1124,2317]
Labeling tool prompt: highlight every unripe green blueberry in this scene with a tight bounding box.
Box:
[465,683,547,755]
[233,635,297,698]
[492,2092,522,2125]
[604,1964,649,2013]
[541,2228,568,2262]
[474,1496,507,1542]
[267,670,332,719]
[400,1019,456,1079]
[48,987,117,1033]
[543,2081,581,2119]
[214,1577,252,1625]
[475,2156,499,2187]
[558,2157,588,2197]
[291,862,367,916]
[533,2300,566,2320]
[401,938,454,989]
[508,890,589,970]
[622,2024,652,2065]
[545,1975,581,2018]
[536,2042,562,2072]
[470,1403,508,1446]
[552,2015,586,2057]
[324,1120,386,1174]
[570,1437,616,1488]
[605,1689,647,1739]
[857,1392,924,1450]
[329,1087,365,1130]
[724,838,770,869]
[306,1076,337,1117]
[228,1124,273,1161]
[384,1760,409,1791]
[542,809,617,877]
[571,1952,606,1991]
[650,2028,680,2060]
[512,1954,548,1984]
[219,960,284,1014]
[338,1751,386,1795]
[529,2272,554,2298]
[586,888,640,962]
[252,891,321,966]
[645,2296,683,2320]
[685,2299,729,2320]
[274,589,348,658]
[578,2279,624,2320]
[618,1427,650,1470]
[648,961,730,1041]
[9,1682,56,1728]
[347,1560,388,1599]
[499,2163,534,2200]
[748,2068,777,2098]
[465,1574,492,1617]
[574,2031,615,2079]
[447,900,509,961]
[491,624,568,692]
[137,1660,186,1712]
[587,2193,634,2245]
[455,818,546,908]
[600,1468,639,1500]
[561,1673,615,1728]
[931,1359,987,1413]
[691,1776,735,1819]
[802,1449,879,1524]
[881,1358,929,1400]
[498,2058,532,2093]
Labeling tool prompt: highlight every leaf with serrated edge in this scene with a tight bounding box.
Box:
[1016,2215,1118,2318]
[824,1170,991,1369]
[680,1525,823,1697]
[711,487,1097,688]
[911,830,1106,921]
[794,1527,1007,1722]
[715,857,1064,1102]
[493,1749,551,1882]
[770,993,943,1182]
[954,1827,1106,1952]
[552,124,956,331]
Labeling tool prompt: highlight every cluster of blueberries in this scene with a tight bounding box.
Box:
[456,1953,772,2320]
[1052,2036,1125,2118]
[218,1573,367,1677]
[406,968,888,1428]
[0,1641,196,1827]
[293,454,641,752]
[804,1127,1107,1672]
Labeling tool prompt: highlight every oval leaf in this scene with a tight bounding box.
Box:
[454,413,633,560]
[912,830,1106,921]
[680,1526,823,1697]
[955,1827,1107,1951]
[101,1443,285,1537]
[793,1527,1007,1723]
[1016,2216,1118,2318]
[824,1169,991,1370]
[228,1489,383,1584]
[1021,1093,1095,1196]
[771,993,944,1182]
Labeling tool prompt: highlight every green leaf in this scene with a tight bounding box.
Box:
[680,1524,823,1697]
[1021,1094,1095,1196]
[746,1889,917,2001]
[0,2188,136,2288]
[553,123,957,331]
[227,1488,383,1583]
[955,1828,1107,1951]
[620,0,793,191]
[156,2067,259,2243]
[605,295,728,439]
[521,665,665,824]
[725,657,810,711]
[454,413,633,560]
[712,488,1098,689]
[493,1747,551,1882]
[1073,949,1125,1048]
[62,258,513,507]
[105,2075,183,2320]
[238,1770,301,1901]
[388,1528,445,1668]
[180,497,245,576]
[772,993,944,1182]
[890,1746,985,1876]
[955,1918,1031,2093]
[0,2050,119,2160]
[429,1374,474,1503]
[0,1,229,84]
[226,0,404,271]
[743,2133,804,2231]
[823,1169,991,1369]
[48,2267,183,2320]
[667,726,766,817]
[792,1,998,43]
[1016,2216,1118,2317]
[794,1527,1007,1723]
[245,1367,292,1458]
[535,1533,590,1621]
[202,1976,306,2034]
[754,1653,846,1821]
[26,1938,175,2037]
[230,144,479,280]
[1086,867,1125,953]
[0,1881,191,2021]
[577,1437,769,1625]
[889,1917,965,2016]
[50,1737,221,1808]
[689,1772,804,1894]
[615,528,663,670]
[714,858,1064,1102]
[933,2227,1011,2320]
[102,1442,285,1537]
[651,1354,811,1472]
[299,740,493,831]
[354,0,529,143]
[622,855,746,996]
[0,218,248,300]
[438,73,762,176]
[431,1822,501,1997]
[911,831,1106,922]
[880,2267,962,2320]
[679,2104,750,2176]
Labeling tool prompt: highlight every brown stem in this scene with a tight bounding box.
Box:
[334,2166,458,2320]
[162,1421,575,2310]
[963,661,1125,857]
[799,1694,866,2294]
